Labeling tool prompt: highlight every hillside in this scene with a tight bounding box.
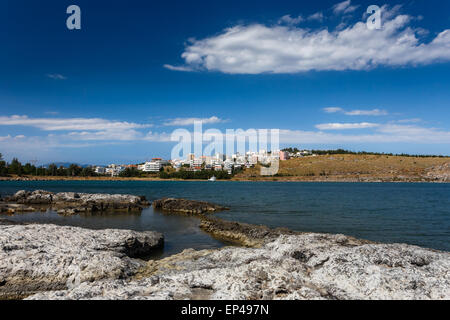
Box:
[233,154,450,182]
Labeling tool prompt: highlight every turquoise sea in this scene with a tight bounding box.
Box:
[1,181,449,256]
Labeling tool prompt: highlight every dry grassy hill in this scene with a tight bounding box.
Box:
[233,154,450,182]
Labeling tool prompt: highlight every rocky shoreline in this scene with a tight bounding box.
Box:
[0,192,449,300]
[0,217,448,300]
[0,190,150,215]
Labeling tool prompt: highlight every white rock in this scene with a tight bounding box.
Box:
[27,233,450,300]
[0,223,163,299]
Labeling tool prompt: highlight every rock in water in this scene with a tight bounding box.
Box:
[199,217,299,247]
[0,224,163,299]
[2,190,150,215]
[152,198,229,215]
[27,233,449,300]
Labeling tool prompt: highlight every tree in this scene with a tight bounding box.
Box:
[8,158,23,175]
[0,153,7,176]
[22,163,36,175]
[80,167,95,177]
[68,164,82,176]
[57,166,67,176]
[119,167,141,177]
[48,164,58,176]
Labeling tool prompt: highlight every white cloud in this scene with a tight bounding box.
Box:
[65,129,143,141]
[397,118,422,124]
[168,6,450,74]
[0,115,162,153]
[307,12,324,22]
[143,131,172,142]
[278,15,304,25]
[163,64,194,72]
[323,107,388,116]
[163,116,226,126]
[324,107,344,113]
[279,12,323,24]
[0,135,12,141]
[47,74,67,80]
[332,0,359,15]
[0,115,151,131]
[279,125,450,144]
[316,122,380,130]
[345,109,388,116]
[197,123,450,144]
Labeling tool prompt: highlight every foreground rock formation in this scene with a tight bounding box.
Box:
[11,220,448,300]
[1,190,150,215]
[0,221,163,299]
[153,198,229,215]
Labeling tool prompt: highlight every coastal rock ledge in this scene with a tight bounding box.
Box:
[1,190,150,215]
[0,222,163,299]
[153,198,229,215]
[17,224,450,300]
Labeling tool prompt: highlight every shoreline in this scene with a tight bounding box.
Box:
[1,175,449,183]
[1,216,448,300]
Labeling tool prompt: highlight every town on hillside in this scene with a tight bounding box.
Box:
[93,150,314,177]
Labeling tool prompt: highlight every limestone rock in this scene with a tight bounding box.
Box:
[152,198,229,215]
[3,190,150,215]
[0,224,163,299]
[27,233,449,300]
[199,217,298,247]
[425,163,450,182]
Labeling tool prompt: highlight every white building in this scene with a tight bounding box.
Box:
[143,162,159,172]
[105,164,124,176]
[191,158,203,168]
[94,166,106,174]
[248,155,258,165]
[215,153,226,161]
[142,158,169,172]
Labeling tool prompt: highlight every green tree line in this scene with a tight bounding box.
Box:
[0,154,98,177]
[118,167,143,177]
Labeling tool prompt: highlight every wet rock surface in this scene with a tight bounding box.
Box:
[199,217,300,247]
[0,204,35,214]
[1,190,150,215]
[0,224,163,299]
[153,198,229,215]
[27,232,450,300]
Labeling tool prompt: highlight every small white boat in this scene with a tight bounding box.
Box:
[208,176,217,181]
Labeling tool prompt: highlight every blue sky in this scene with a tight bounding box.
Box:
[1,0,450,164]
